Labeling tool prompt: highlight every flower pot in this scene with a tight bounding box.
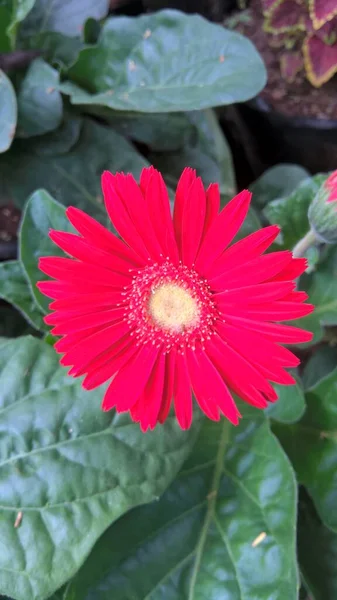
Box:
[237,94,337,175]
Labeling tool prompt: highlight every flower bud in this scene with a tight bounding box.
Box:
[308,171,337,243]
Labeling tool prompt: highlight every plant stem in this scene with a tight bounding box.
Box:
[292,229,317,258]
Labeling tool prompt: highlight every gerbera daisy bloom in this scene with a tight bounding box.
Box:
[38,167,313,431]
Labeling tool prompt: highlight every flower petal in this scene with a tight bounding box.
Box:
[158,351,176,424]
[196,190,252,273]
[181,177,206,267]
[173,168,196,256]
[102,344,159,412]
[203,183,220,237]
[173,351,193,430]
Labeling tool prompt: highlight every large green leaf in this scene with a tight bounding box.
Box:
[298,491,337,600]
[61,10,266,113]
[0,69,17,153]
[0,117,148,211]
[20,0,109,38]
[63,409,298,600]
[149,110,236,203]
[296,245,337,344]
[0,260,45,331]
[274,367,337,532]
[19,190,73,313]
[17,58,63,137]
[251,164,309,208]
[263,175,327,250]
[0,336,200,600]
[266,376,305,424]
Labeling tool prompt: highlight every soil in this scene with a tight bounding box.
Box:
[229,0,337,120]
[0,204,21,261]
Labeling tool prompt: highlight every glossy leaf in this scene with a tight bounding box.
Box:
[274,367,337,532]
[251,163,309,207]
[0,118,148,212]
[263,174,327,250]
[298,491,337,600]
[61,10,266,113]
[20,0,109,38]
[0,336,200,600]
[64,409,298,600]
[24,31,84,70]
[19,190,73,313]
[32,113,82,156]
[296,244,337,344]
[0,260,45,331]
[17,58,63,137]
[0,70,17,153]
[266,375,305,424]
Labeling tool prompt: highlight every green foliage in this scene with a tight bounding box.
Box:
[61,412,298,600]
[0,70,17,152]
[0,3,336,599]
[61,10,266,113]
[0,336,200,600]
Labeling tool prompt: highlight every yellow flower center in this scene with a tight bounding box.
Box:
[148,283,200,332]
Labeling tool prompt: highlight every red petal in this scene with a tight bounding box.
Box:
[138,353,166,431]
[187,348,240,424]
[224,316,313,344]
[49,291,124,312]
[50,307,126,335]
[101,171,151,262]
[203,183,220,237]
[60,320,130,368]
[82,342,138,390]
[173,168,196,257]
[215,281,295,306]
[102,344,159,412]
[181,177,206,267]
[173,351,192,430]
[39,257,131,288]
[158,351,176,424]
[211,251,293,290]
[195,190,252,273]
[49,230,136,275]
[141,168,179,264]
[269,257,307,281]
[206,225,280,278]
[220,300,314,321]
[66,206,142,265]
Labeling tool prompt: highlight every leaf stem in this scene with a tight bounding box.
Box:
[292,229,317,258]
[188,421,231,599]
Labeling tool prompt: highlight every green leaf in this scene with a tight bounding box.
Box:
[296,245,337,345]
[20,0,109,38]
[64,409,298,600]
[0,117,148,212]
[6,0,35,48]
[251,164,309,207]
[0,260,45,330]
[298,491,337,600]
[266,375,305,424]
[61,10,266,113]
[263,175,327,250]
[23,31,83,70]
[32,113,82,156]
[274,367,337,532]
[0,336,200,600]
[17,58,63,137]
[0,69,17,153]
[302,345,337,390]
[0,6,11,51]
[19,190,73,313]
[149,110,236,203]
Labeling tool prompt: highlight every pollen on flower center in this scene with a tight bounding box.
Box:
[122,260,219,351]
[148,283,200,332]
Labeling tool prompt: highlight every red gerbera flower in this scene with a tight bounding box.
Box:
[38,167,313,431]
